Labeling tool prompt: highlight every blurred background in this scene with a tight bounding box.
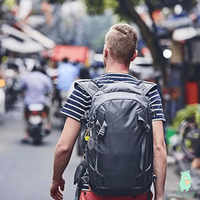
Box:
[1,0,200,199]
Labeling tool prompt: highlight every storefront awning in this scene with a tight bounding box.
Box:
[50,45,90,63]
[0,24,55,53]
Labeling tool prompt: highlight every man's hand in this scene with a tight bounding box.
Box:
[50,178,65,200]
[154,196,164,200]
[50,118,80,199]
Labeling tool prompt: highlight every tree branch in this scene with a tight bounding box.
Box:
[117,0,166,75]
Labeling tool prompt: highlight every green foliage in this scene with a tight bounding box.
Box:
[57,0,66,3]
[3,0,15,8]
[149,0,160,7]
[104,0,119,9]
[172,104,200,130]
[84,0,145,16]
[84,0,105,15]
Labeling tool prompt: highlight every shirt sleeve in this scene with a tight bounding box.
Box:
[148,88,166,121]
[60,85,91,121]
[19,77,26,91]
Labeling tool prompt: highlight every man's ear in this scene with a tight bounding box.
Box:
[103,45,108,58]
[130,50,138,61]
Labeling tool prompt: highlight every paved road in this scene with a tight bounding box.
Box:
[0,101,199,200]
[0,101,80,200]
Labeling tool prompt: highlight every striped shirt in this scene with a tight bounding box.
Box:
[61,73,165,122]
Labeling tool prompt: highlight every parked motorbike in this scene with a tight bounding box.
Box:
[4,66,20,110]
[176,118,200,160]
[26,103,49,144]
[170,116,200,160]
[46,67,58,104]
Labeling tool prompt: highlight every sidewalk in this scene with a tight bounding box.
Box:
[165,153,200,199]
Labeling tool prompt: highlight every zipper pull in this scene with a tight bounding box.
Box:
[84,128,90,141]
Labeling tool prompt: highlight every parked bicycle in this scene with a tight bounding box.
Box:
[171,104,200,160]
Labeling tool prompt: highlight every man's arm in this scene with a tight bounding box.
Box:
[152,120,167,200]
[50,117,81,200]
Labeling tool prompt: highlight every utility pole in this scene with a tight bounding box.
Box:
[0,0,4,19]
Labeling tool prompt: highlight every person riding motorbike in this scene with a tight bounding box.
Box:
[19,62,53,142]
[4,62,20,110]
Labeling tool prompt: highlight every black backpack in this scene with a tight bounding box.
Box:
[74,79,157,198]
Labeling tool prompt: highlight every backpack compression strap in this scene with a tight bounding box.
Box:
[75,79,157,97]
[137,80,157,96]
[74,79,99,97]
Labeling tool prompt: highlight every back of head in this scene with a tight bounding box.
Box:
[62,58,69,63]
[32,62,45,73]
[105,24,137,65]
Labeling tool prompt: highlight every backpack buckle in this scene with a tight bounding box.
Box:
[98,121,107,137]
[152,174,157,183]
[150,108,156,118]
[84,110,90,119]
[87,121,94,129]
[98,130,105,137]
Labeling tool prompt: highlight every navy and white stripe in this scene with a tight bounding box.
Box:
[61,73,165,122]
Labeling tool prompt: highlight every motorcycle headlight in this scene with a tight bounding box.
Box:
[0,79,6,88]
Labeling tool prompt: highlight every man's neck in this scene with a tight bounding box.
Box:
[105,63,129,74]
[104,57,131,74]
[106,69,129,74]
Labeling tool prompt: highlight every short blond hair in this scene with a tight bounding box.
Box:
[105,24,137,65]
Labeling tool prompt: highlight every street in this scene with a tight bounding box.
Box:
[0,101,80,200]
[0,100,199,200]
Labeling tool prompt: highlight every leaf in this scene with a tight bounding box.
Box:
[84,0,105,15]
[172,104,200,130]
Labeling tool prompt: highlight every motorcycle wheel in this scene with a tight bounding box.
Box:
[29,127,43,145]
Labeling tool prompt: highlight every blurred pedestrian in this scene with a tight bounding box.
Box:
[19,62,53,142]
[66,60,90,97]
[90,64,100,79]
[191,138,200,169]
[79,66,90,79]
[50,24,167,200]
[55,58,80,108]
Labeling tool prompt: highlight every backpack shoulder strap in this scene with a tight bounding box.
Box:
[74,79,99,97]
[138,80,157,96]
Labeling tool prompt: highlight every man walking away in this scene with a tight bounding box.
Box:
[50,23,167,200]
